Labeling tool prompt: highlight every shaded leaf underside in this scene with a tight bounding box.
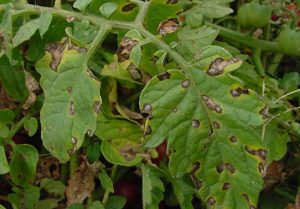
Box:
[139,67,266,208]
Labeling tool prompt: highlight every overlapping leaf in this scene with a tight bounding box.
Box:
[139,54,267,208]
[36,41,101,162]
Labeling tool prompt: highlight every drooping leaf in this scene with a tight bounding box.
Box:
[39,11,53,37]
[0,56,28,102]
[99,2,118,18]
[142,165,164,209]
[36,41,101,162]
[0,145,10,174]
[95,114,143,166]
[0,4,12,62]
[13,18,39,47]
[74,0,93,11]
[9,144,39,186]
[139,61,266,208]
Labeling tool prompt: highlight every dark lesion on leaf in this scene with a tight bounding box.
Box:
[119,145,139,161]
[207,197,216,205]
[121,3,137,12]
[144,125,152,135]
[158,72,171,80]
[127,64,142,81]
[94,101,101,114]
[230,87,249,97]
[259,105,269,119]
[192,119,200,128]
[67,87,73,94]
[202,95,222,113]
[216,163,225,173]
[67,43,87,53]
[222,182,231,190]
[229,136,237,143]
[207,57,241,76]
[217,163,236,174]
[213,121,221,129]
[245,146,267,160]
[45,39,68,71]
[181,79,190,88]
[117,37,138,62]
[69,101,75,115]
[158,18,179,36]
[68,137,78,155]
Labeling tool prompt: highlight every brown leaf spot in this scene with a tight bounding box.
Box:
[213,121,221,129]
[145,126,152,135]
[66,16,76,23]
[192,119,200,128]
[259,105,269,119]
[127,64,142,80]
[22,71,40,110]
[35,156,60,183]
[181,79,190,88]
[245,146,256,155]
[67,43,87,53]
[202,95,222,113]
[119,145,139,161]
[117,37,138,61]
[229,136,237,143]
[66,160,99,206]
[216,163,225,173]
[67,87,73,94]
[207,197,216,205]
[222,182,231,190]
[94,101,101,114]
[158,72,171,80]
[230,87,249,97]
[158,19,179,36]
[225,163,236,173]
[121,3,137,12]
[142,103,152,113]
[190,173,202,189]
[46,41,67,71]
[242,193,250,202]
[69,101,75,115]
[259,163,264,173]
[207,57,241,76]
[192,162,200,172]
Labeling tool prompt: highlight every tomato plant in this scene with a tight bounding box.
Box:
[0,0,300,209]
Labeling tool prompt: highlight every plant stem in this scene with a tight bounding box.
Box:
[69,151,79,176]
[134,0,150,26]
[252,48,265,77]
[267,53,283,76]
[5,113,32,141]
[206,22,279,52]
[54,0,62,9]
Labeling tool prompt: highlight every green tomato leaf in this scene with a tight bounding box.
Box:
[8,186,40,209]
[34,199,58,209]
[24,117,38,137]
[40,178,66,200]
[0,145,10,174]
[39,11,53,37]
[95,114,143,166]
[99,2,118,18]
[177,26,218,60]
[0,56,28,101]
[0,109,15,124]
[139,66,266,208]
[36,41,101,162]
[10,144,39,186]
[13,18,39,47]
[129,44,142,67]
[73,0,93,11]
[88,201,105,209]
[279,72,300,93]
[105,195,126,209]
[142,165,164,209]
[172,177,194,209]
[66,203,84,209]
[198,1,233,18]
[0,4,13,62]
[98,169,114,193]
[0,124,9,138]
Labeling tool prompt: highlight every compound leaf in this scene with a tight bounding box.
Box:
[36,41,101,162]
[139,60,266,208]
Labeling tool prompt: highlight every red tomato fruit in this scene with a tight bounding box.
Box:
[151,141,168,165]
[114,180,139,206]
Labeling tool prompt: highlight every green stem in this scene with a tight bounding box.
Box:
[69,151,79,176]
[54,0,62,9]
[102,165,118,205]
[5,113,32,142]
[134,0,150,26]
[252,48,265,77]
[83,24,112,67]
[206,22,279,52]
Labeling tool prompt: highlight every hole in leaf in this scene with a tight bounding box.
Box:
[181,79,190,88]
[222,182,231,190]
[207,197,216,205]
[192,119,200,128]
[158,72,171,80]
[121,3,137,12]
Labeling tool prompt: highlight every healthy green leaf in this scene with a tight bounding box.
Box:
[10,144,39,186]
[279,72,300,92]
[129,44,142,67]
[140,64,266,208]
[172,177,194,209]
[39,11,53,37]
[13,19,39,47]
[8,186,40,209]
[24,117,38,137]
[95,114,143,166]
[88,201,105,209]
[0,145,10,174]
[66,203,84,209]
[36,41,101,162]
[0,109,15,124]
[74,0,93,11]
[99,2,118,18]
[98,169,114,193]
[34,199,58,209]
[198,1,233,18]
[105,195,126,209]
[142,165,164,209]
[0,124,9,138]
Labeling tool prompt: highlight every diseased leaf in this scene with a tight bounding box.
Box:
[99,2,118,18]
[172,177,194,209]
[10,144,39,186]
[95,114,143,166]
[142,165,164,209]
[0,4,13,62]
[40,178,66,200]
[13,19,39,47]
[74,0,93,11]
[39,11,53,37]
[36,41,101,162]
[140,62,266,208]
[8,186,40,209]
[0,145,10,174]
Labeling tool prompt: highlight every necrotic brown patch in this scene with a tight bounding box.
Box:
[207,197,216,205]
[145,126,152,135]
[230,87,249,97]
[192,119,200,128]
[222,182,231,190]
[122,3,137,12]
[181,79,190,88]
[158,72,171,80]
[69,101,75,115]
[229,136,237,143]
[94,101,101,114]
